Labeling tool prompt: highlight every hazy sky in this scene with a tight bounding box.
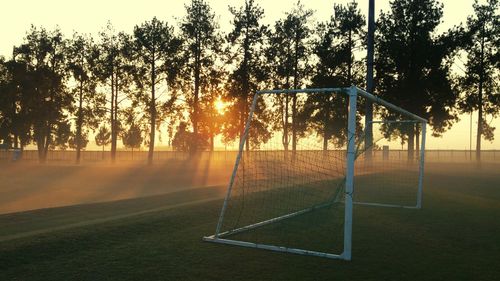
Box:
[0,0,498,150]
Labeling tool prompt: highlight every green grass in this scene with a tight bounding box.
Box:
[0,162,499,280]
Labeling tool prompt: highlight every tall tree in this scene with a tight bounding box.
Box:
[96,23,132,163]
[0,57,13,147]
[13,26,71,163]
[0,58,32,150]
[199,67,226,151]
[224,0,270,150]
[131,17,183,164]
[459,0,499,161]
[0,56,15,147]
[180,0,222,153]
[308,1,365,150]
[66,32,105,164]
[266,1,314,152]
[375,0,459,158]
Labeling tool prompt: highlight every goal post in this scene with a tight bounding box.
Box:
[203,85,427,261]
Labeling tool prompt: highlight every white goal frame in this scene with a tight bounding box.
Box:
[203,86,427,261]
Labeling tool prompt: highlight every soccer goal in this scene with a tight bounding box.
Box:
[203,86,426,261]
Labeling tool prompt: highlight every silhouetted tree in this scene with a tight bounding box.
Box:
[0,56,15,147]
[375,0,460,158]
[459,0,499,160]
[172,121,207,152]
[131,17,183,164]
[224,0,270,150]
[180,0,222,153]
[0,58,32,150]
[66,32,105,164]
[96,23,132,163]
[95,125,111,158]
[266,1,314,152]
[308,1,365,150]
[14,26,72,163]
[68,131,89,151]
[122,123,143,156]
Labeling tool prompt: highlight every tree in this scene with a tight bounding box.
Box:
[172,121,194,152]
[198,67,226,151]
[96,23,132,163]
[95,125,111,159]
[308,1,365,150]
[266,1,314,152]
[180,0,222,153]
[122,123,143,156]
[50,120,72,150]
[13,26,72,163]
[0,58,33,150]
[0,56,14,147]
[66,32,105,164]
[68,131,89,151]
[224,0,270,150]
[459,0,499,160]
[132,17,183,164]
[375,0,460,159]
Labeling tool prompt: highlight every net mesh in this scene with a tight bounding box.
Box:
[355,117,423,207]
[215,90,424,255]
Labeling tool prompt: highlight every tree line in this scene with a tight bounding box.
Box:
[0,0,498,164]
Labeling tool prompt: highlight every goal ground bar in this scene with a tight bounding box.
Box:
[202,236,347,260]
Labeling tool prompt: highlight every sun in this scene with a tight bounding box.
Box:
[214,96,229,115]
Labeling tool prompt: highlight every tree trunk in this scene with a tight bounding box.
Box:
[415,124,420,154]
[14,135,19,149]
[408,126,415,161]
[364,0,375,163]
[242,31,251,153]
[323,111,329,152]
[42,124,51,163]
[110,71,116,163]
[148,55,156,165]
[348,28,352,85]
[244,105,250,152]
[113,75,119,159]
[76,80,83,164]
[476,27,485,162]
[37,134,46,164]
[292,36,299,154]
[192,43,201,155]
[283,96,289,152]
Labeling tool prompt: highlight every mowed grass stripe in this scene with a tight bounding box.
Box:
[0,197,221,243]
[0,186,226,240]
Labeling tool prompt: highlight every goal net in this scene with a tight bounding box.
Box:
[204,86,426,260]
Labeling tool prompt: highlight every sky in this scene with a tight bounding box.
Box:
[0,0,498,150]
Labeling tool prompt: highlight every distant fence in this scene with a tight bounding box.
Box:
[0,150,238,164]
[0,149,498,163]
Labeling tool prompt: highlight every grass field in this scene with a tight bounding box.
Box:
[0,161,499,280]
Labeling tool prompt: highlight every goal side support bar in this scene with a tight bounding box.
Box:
[213,93,259,237]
